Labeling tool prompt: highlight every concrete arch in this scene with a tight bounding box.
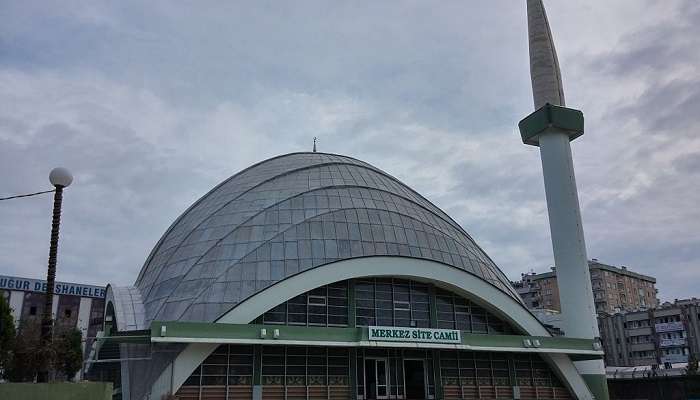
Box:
[151,257,594,399]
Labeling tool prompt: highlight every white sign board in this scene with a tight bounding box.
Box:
[0,275,106,298]
[655,322,684,333]
[368,326,461,344]
[660,338,686,347]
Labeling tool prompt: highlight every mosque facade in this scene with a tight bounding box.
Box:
[91,152,603,400]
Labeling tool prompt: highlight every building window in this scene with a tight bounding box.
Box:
[182,344,255,388]
[262,281,348,327]
[440,351,564,389]
[355,278,431,328]
[258,278,516,334]
[261,346,350,386]
[29,306,37,316]
[308,295,327,306]
[434,288,513,334]
[178,348,571,398]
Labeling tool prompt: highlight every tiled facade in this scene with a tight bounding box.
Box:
[513,260,658,314]
[598,299,700,367]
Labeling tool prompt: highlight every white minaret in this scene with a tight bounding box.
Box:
[519,1,608,398]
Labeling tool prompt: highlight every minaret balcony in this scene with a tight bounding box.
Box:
[519,103,584,146]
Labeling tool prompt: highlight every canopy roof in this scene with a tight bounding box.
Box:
[133,152,521,327]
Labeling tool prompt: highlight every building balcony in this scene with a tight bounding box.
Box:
[626,327,652,336]
[629,343,656,352]
[631,357,657,367]
[660,354,688,364]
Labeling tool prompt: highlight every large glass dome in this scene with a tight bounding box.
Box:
[134,152,520,327]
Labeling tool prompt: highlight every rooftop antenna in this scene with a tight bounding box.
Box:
[518,1,608,398]
[312,137,317,152]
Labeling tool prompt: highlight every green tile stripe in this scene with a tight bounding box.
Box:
[149,321,602,357]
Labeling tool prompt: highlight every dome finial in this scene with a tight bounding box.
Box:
[313,137,317,152]
[527,0,565,109]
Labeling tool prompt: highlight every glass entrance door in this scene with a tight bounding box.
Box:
[364,358,389,399]
[403,359,426,399]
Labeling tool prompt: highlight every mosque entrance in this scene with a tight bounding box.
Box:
[363,357,427,399]
[403,359,427,399]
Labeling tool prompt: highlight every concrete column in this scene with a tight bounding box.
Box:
[51,294,60,320]
[349,348,358,400]
[253,344,263,400]
[9,290,24,326]
[432,350,443,400]
[539,131,607,398]
[539,131,597,339]
[120,343,131,400]
[77,297,93,351]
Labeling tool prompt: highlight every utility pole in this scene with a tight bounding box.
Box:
[38,167,73,382]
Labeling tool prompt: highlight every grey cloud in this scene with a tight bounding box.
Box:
[558,0,700,301]
[0,2,698,302]
[592,1,700,77]
[672,152,700,174]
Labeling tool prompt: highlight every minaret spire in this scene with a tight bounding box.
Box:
[312,137,317,152]
[527,0,565,109]
[519,1,609,398]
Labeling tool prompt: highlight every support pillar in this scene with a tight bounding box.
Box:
[349,348,358,400]
[253,345,262,400]
[432,350,443,400]
[520,103,608,399]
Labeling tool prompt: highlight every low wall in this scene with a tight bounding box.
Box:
[609,376,700,400]
[0,382,112,400]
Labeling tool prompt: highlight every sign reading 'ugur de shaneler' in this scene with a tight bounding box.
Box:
[368,326,461,344]
[0,275,106,299]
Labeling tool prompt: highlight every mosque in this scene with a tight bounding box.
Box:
[88,1,608,399]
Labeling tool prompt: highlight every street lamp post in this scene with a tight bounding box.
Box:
[38,167,73,382]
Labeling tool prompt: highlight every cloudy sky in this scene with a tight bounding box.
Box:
[1,1,698,301]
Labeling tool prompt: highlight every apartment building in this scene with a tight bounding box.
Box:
[598,299,700,367]
[0,274,106,356]
[513,260,658,314]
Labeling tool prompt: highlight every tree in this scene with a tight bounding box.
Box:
[0,295,16,379]
[3,311,85,382]
[9,317,86,381]
[7,318,45,382]
[54,328,83,380]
